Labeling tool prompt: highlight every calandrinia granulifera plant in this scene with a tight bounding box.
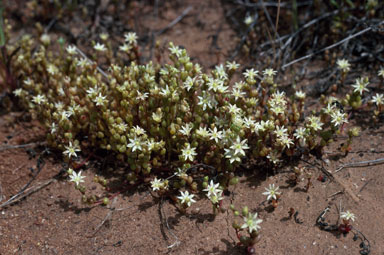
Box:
[3,21,379,212]
[262,183,281,208]
[231,205,263,255]
[339,210,356,234]
[9,32,363,184]
[203,180,225,215]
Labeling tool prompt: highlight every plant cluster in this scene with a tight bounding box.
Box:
[1,21,382,253]
[8,32,363,183]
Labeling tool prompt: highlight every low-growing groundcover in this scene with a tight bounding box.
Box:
[1,1,384,254]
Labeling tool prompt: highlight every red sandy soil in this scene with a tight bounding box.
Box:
[1,1,384,254]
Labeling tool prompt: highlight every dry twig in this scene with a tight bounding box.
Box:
[335,157,384,173]
[159,197,180,249]
[327,191,344,199]
[87,196,118,238]
[302,159,359,202]
[74,46,109,79]
[0,142,44,152]
[282,22,383,69]
[155,6,192,36]
[0,178,54,209]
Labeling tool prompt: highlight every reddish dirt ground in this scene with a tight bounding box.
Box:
[1,1,384,255]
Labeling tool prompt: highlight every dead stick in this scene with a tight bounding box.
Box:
[303,159,359,202]
[259,0,281,46]
[327,190,343,199]
[0,182,3,202]
[358,179,372,194]
[74,46,109,79]
[155,6,192,36]
[0,142,45,152]
[335,157,384,173]
[0,179,54,209]
[159,198,180,249]
[332,175,359,203]
[87,197,118,238]
[282,23,382,69]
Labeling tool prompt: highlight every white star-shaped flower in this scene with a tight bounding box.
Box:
[69,170,85,186]
[263,68,277,77]
[243,68,258,80]
[230,136,249,156]
[352,77,369,95]
[294,127,307,141]
[307,115,323,132]
[231,88,246,100]
[94,42,106,52]
[151,178,167,191]
[93,93,107,106]
[224,148,241,164]
[181,143,197,162]
[209,127,223,143]
[63,141,81,159]
[136,90,149,101]
[262,184,281,201]
[244,16,254,26]
[32,95,47,105]
[132,125,146,136]
[241,213,263,234]
[340,210,356,222]
[337,59,351,72]
[197,92,214,110]
[66,45,77,55]
[124,32,138,45]
[196,126,209,138]
[179,123,193,137]
[371,93,384,106]
[160,85,171,97]
[295,90,306,99]
[127,136,143,152]
[169,43,183,57]
[203,180,221,197]
[119,43,132,52]
[183,76,196,91]
[13,88,23,97]
[177,190,196,207]
[330,110,348,127]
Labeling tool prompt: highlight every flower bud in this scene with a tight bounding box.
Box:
[242,206,249,217]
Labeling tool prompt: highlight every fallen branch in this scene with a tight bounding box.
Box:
[327,190,344,199]
[234,0,312,8]
[282,21,384,69]
[74,46,109,79]
[358,179,372,194]
[0,178,54,209]
[0,142,45,152]
[0,148,65,209]
[302,159,359,202]
[159,197,180,249]
[87,196,118,238]
[155,6,192,36]
[0,154,46,208]
[0,182,3,202]
[335,157,384,173]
